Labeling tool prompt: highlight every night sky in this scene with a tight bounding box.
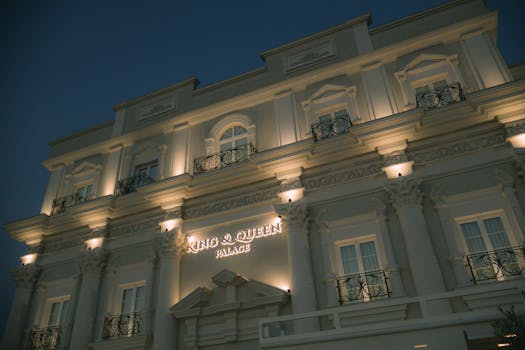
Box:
[1,0,524,335]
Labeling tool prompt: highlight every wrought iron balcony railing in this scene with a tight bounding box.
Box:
[28,326,61,350]
[51,193,88,215]
[466,246,525,283]
[336,270,390,304]
[311,114,352,141]
[416,82,465,110]
[102,312,143,340]
[193,143,257,175]
[115,173,155,196]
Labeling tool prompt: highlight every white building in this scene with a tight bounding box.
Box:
[3,1,525,349]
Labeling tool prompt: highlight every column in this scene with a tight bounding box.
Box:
[100,145,124,196]
[40,164,65,215]
[152,213,184,350]
[274,198,319,332]
[1,265,40,350]
[169,124,191,176]
[385,176,450,316]
[273,90,300,146]
[69,248,107,349]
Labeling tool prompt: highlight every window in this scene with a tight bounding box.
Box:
[219,126,249,162]
[313,108,351,140]
[29,298,70,350]
[460,216,523,283]
[134,160,158,180]
[75,183,93,202]
[336,240,389,303]
[104,285,145,339]
[47,299,70,327]
[414,79,448,96]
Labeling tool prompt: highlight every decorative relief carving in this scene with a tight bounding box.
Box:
[505,121,525,138]
[303,161,383,191]
[274,199,309,228]
[284,40,336,72]
[110,217,161,237]
[409,133,506,164]
[11,265,40,290]
[81,248,107,275]
[280,177,302,192]
[155,230,186,258]
[385,176,423,212]
[139,96,177,120]
[383,151,408,167]
[184,189,277,219]
[162,208,184,222]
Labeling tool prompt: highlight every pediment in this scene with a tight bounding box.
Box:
[307,84,353,104]
[170,287,210,316]
[71,161,101,176]
[212,269,248,287]
[402,53,448,73]
[132,140,167,158]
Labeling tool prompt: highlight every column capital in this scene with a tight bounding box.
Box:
[11,264,40,290]
[81,248,107,275]
[274,199,309,227]
[385,176,423,211]
[156,230,186,259]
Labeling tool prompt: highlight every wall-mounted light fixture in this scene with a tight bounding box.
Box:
[20,253,38,265]
[278,188,303,203]
[383,161,414,179]
[85,237,104,250]
[159,218,181,232]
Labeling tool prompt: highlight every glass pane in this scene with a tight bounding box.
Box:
[48,302,60,326]
[234,126,247,136]
[359,241,379,271]
[60,300,70,325]
[319,115,331,124]
[460,222,487,253]
[149,164,158,179]
[340,245,359,274]
[121,288,133,314]
[85,184,93,197]
[483,217,511,250]
[220,142,233,152]
[134,286,146,312]
[334,109,347,117]
[220,128,233,140]
[235,137,247,148]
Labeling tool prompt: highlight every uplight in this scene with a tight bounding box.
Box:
[413,344,429,349]
[508,133,525,148]
[497,343,511,348]
[160,218,180,232]
[279,188,303,203]
[383,161,414,179]
[85,237,104,250]
[20,253,37,265]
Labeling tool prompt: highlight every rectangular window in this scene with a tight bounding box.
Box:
[460,216,522,282]
[336,239,388,303]
[47,299,70,326]
[134,161,158,180]
[75,183,93,202]
[118,285,145,337]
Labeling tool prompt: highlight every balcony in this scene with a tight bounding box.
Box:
[51,193,88,215]
[466,246,525,283]
[336,270,390,304]
[115,173,155,197]
[28,326,61,350]
[416,82,465,110]
[102,312,142,340]
[311,114,352,141]
[193,143,256,175]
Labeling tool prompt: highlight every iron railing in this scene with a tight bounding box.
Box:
[466,246,525,283]
[28,326,61,350]
[336,270,390,304]
[311,114,352,141]
[115,173,155,196]
[416,82,465,110]
[193,143,256,175]
[102,312,142,340]
[51,193,88,215]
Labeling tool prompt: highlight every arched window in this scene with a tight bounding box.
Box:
[219,125,249,162]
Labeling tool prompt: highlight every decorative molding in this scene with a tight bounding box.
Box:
[280,177,302,192]
[161,208,184,222]
[505,121,525,138]
[284,40,336,73]
[408,132,506,164]
[139,95,177,120]
[110,217,161,237]
[11,265,40,290]
[184,189,277,219]
[155,230,186,258]
[383,151,408,167]
[303,161,383,191]
[385,176,423,212]
[81,248,107,275]
[274,199,308,227]
[212,269,248,288]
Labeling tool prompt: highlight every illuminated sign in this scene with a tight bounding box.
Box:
[187,222,281,259]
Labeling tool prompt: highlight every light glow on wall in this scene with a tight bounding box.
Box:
[278,188,303,203]
[160,218,181,232]
[508,134,525,148]
[383,161,414,178]
[85,237,104,250]
[20,253,37,265]
[413,344,429,349]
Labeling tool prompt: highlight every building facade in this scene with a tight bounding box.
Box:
[3,1,525,349]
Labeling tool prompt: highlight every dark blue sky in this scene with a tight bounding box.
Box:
[1,0,524,334]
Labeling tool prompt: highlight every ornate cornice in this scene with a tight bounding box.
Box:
[383,151,408,167]
[184,189,277,219]
[385,176,423,212]
[303,161,383,191]
[505,121,525,138]
[110,217,161,237]
[11,264,40,290]
[409,132,506,165]
[280,177,302,192]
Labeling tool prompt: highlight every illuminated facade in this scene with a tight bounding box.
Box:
[3,1,525,349]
